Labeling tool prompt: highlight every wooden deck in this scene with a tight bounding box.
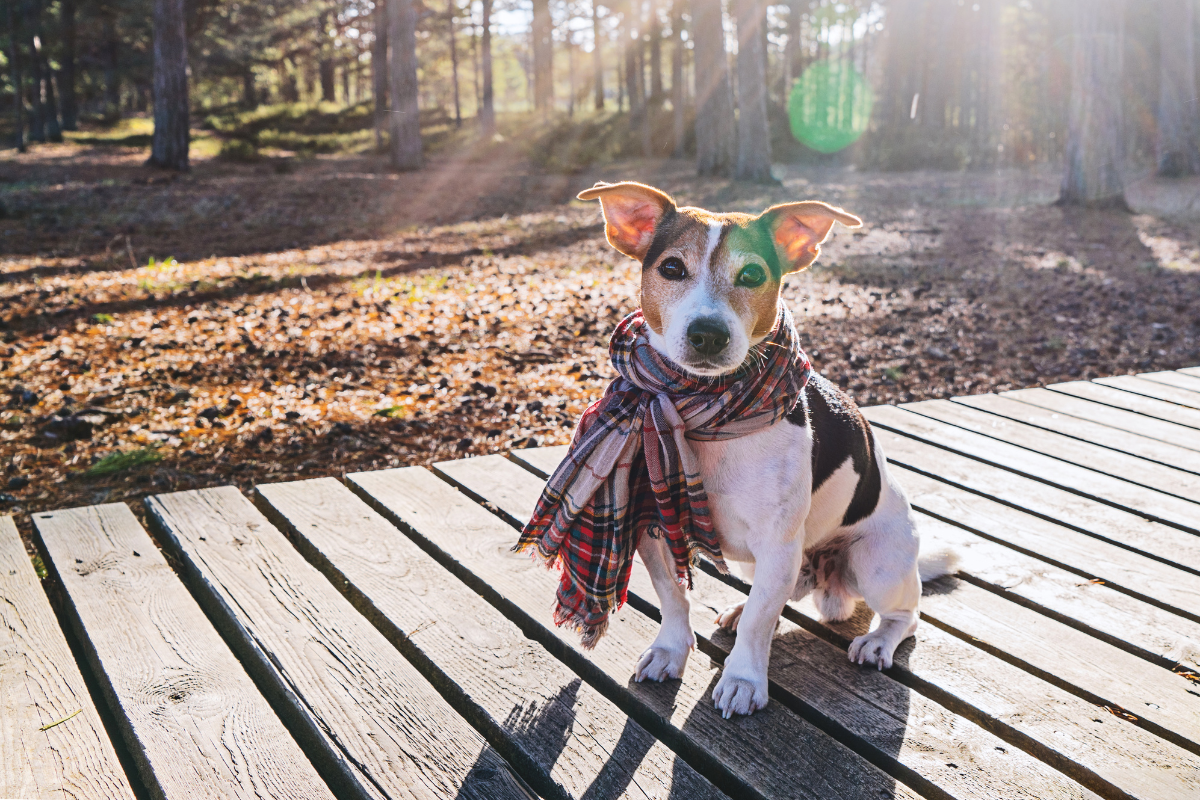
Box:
[4,370,1200,800]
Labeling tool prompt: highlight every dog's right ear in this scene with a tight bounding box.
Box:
[577,181,676,261]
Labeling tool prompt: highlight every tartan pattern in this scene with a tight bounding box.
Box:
[514,303,813,648]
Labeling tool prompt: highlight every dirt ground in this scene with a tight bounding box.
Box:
[3,137,1200,539]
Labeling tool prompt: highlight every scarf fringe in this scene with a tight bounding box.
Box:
[553,605,609,650]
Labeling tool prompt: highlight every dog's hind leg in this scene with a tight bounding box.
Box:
[634,533,696,682]
[844,493,921,670]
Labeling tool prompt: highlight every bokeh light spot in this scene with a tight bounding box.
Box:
[788,60,874,154]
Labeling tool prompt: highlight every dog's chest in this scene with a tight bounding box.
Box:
[693,421,813,561]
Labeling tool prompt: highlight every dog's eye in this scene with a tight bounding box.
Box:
[737,264,767,288]
[658,257,687,280]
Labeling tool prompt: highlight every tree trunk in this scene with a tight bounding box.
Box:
[593,0,605,109]
[734,0,771,181]
[649,0,663,104]
[388,0,422,168]
[693,0,736,176]
[1059,0,1126,206]
[7,1,24,151]
[26,26,44,143]
[60,0,77,130]
[671,0,685,155]
[341,62,350,104]
[480,0,495,133]
[242,67,256,108]
[149,0,189,171]
[449,0,462,126]
[532,0,553,112]
[283,59,300,102]
[102,9,119,122]
[624,4,642,115]
[373,0,389,149]
[567,33,576,116]
[320,61,336,102]
[1156,0,1200,176]
[41,56,61,141]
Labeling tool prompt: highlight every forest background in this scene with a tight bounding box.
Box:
[1,0,1199,525]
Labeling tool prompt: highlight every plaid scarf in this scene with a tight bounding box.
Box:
[515,303,812,648]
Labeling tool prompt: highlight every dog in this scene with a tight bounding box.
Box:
[577,181,956,719]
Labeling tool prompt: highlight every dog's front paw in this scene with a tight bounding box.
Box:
[712,672,767,718]
[715,601,745,631]
[848,630,896,670]
[635,644,690,682]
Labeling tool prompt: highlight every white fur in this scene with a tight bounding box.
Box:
[631,235,955,718]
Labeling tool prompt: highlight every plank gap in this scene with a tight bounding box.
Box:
[341,474,782,800]
[253,488,623,800]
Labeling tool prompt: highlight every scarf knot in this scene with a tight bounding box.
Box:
[514,303,812,647]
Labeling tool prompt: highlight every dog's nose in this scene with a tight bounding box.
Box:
[686,318,730,356]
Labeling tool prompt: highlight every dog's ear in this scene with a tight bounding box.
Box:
[577,181,676,261]
[760,201,862,273]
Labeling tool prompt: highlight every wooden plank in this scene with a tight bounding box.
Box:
[873,429,1200,580]
[448,453,1200,799]
[908,398,1200,500]
[1,516,136,800]
[347,466,927,800]
[895,465,1200,642]
[435,455,542,528]
[509,445,568,480]
[145,487,534,800]
[254,477,727,800]
[650,567,1199,800]
[445,454,1200,667]
[864,404,1200,536]
[1094,374,1200,410]
[1049,380,1200,430]
[1135,370,1200,395]
[32,503,334,800]
[958,393,1200,473]
[1178,367,1200,380]
[918,579,1200,752]
[1002,387,1200,453]
[434,457,1104,800]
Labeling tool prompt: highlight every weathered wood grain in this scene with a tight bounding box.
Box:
[955,393,1200,475]
[872,428,1200,577]
[1049,380,1200,430]
[32,503,333,800]
[919,579,1200,752]
[1,515,136,800]
[896,465,1200,638]
[145,487,533,800]
[347,466,925,800]
[455,450,1200,799]
[254,476,727,800]
[1095,375,1200,410]
[1001,387,1200,453]
[1136,370,1200,395]
[508,445,568,480]
[866,405,1200,534]
[436,457,1102,800]
[434,455,542,528]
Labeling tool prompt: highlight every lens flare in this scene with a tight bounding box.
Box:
[788,60,874,154]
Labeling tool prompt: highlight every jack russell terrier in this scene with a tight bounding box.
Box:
[517,181,954,720]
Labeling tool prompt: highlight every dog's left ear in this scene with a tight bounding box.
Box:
[760,201,862,273]
[577,181,676,261]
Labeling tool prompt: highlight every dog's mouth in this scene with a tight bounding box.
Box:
[677,355,743,378]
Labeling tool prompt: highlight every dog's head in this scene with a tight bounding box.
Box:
[579,181,862,376]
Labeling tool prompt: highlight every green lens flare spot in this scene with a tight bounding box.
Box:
[788,60,874,154]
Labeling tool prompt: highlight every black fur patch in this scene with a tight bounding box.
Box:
[787,374,882,526]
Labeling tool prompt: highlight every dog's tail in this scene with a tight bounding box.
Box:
[918,548,960,582]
